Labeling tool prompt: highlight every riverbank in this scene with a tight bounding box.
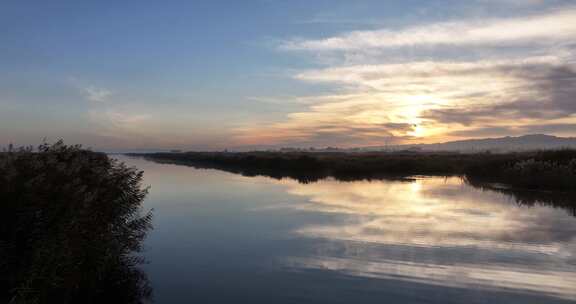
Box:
[130,150,576,191]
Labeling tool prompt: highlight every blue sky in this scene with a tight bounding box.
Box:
[1,0,575,150]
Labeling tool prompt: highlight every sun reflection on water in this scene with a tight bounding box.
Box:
[273,177,576,301]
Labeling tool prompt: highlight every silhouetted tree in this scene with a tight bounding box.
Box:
[0,141,152,304]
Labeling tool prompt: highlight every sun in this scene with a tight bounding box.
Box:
[399,94,443,138]
[409,124,425,137]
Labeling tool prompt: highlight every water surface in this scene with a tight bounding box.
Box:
[121,156,576,303]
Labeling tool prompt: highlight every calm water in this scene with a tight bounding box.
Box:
[120,156,576,304]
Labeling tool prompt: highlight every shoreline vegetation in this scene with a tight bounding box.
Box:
[130,150,576,191]
[0,142,574,304]
[131,150,576,216]
[0,142,152,304]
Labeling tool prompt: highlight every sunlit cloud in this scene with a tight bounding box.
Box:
[234,93,419,147]
[237,56,576,145]
[237,5,576,146]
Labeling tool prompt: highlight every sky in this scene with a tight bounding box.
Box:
[1,0,575,151]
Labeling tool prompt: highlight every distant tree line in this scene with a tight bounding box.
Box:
[132,150,576,191]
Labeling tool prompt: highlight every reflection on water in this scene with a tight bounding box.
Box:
[274,177,576,301]
[125,157,576,303]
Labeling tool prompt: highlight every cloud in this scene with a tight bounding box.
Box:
[422,64,576,125]
[448,123,576,138]
[283,7,576,51]
[83,86,112,103]
[293,56,564,92]
[89,109,150,130]
[104,110,150,128]
[235,93,421,147]
[238,56,575,145]
[85,99,152,144]
[476,0,547,6]
[237,4,576,146]
[68,77,113,103]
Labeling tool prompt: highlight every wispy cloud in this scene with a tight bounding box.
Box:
[83,85,112,103]
[283,7,576,51]
[237,5,576,146]
[476,0,547,6]
[235,93,420,147]
[238,56,575,145]
[68,77,113,103]
[89,109,150,130]
[70,76,154,144]
[104,110,150,128]
[296,56,576,123]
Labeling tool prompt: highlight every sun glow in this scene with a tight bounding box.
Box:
[398,94,440,138]
[408,124,424,137]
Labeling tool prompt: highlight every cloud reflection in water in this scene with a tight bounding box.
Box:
[272,177,576,301]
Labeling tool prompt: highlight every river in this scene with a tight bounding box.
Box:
[119,156,576,304]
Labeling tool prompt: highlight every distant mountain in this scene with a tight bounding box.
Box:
[369,134,576,152]
[123,134,576,153]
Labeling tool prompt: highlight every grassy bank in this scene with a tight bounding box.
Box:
[132,150,576,191]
